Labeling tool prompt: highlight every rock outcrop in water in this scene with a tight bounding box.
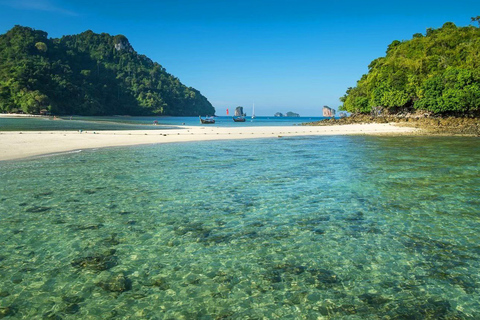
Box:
[322,106,336,117]
[234,106,246,117]
[286,111,300,117]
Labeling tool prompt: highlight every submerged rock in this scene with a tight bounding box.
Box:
[358,293,391,306]
[310,268,340,287]
[387,298,453,319]
[42,310,64,319]
[264,264,341,289]
[52,218,67,225]
[345,211,365,222]
[449,275,477,294]
[11,275,23,284]
[26,206,51,213]
[71,250,117,271]
[284,291,307,305]
[62,295,84,305]
[278,264,307,275]
[146,275,170,290]
[75,223,104,230]
[34,191,53,198]
[103,234,120,246]
[63,303,80,314]
[96,273,132,293]
[317,301,357,316]
[312,227,325,234]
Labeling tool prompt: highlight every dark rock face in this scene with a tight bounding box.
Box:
[323,106,336,117]
[235,106,245,117]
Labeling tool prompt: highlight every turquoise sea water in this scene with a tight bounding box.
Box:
[0,135,479,319]
[0,116,327,131]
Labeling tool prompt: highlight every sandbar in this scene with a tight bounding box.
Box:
[0,123,419,161]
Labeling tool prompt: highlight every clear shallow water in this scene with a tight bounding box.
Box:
[0,136,479,319]
[0,116,326,131]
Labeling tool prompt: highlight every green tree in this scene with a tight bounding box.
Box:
[472,16,480,27]
[35,42,47,53]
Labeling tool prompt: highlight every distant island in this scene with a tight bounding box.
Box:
[339,20,480,118]
[322,106,336,117]
[0,26,215,116]
[274,111,300,117]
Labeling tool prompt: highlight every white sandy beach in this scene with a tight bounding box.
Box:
[0,123,419,161]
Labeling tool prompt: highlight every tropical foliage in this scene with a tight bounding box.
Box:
[340,21,480,115]
[0,26,215,116]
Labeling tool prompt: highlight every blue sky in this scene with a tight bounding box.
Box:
[0,0,479,116]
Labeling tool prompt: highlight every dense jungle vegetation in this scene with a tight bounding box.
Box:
[0,26,215,116]
[340,19,480,116]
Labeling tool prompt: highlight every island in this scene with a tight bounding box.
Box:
[0,26,215,116]
[339,21,479,118]
[306,19,480,136]
[322,106,335,117]
[274,111,300,117]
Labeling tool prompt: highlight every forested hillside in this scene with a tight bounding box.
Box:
[340,21,480,116]
[0,26,215,116]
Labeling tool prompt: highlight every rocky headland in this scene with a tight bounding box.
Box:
[303,114,480,136]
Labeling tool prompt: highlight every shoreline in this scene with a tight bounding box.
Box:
[0,113,46,118]
[305,114,480,136]
[0,123,419,161]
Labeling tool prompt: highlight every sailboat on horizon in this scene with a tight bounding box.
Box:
[251,103,256,120]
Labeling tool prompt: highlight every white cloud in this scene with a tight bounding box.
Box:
[1,0,78,16]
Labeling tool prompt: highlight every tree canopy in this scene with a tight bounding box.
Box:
[340,21,480,116]
[0,26,215,116]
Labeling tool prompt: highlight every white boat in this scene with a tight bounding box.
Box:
[251,103,256,119]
